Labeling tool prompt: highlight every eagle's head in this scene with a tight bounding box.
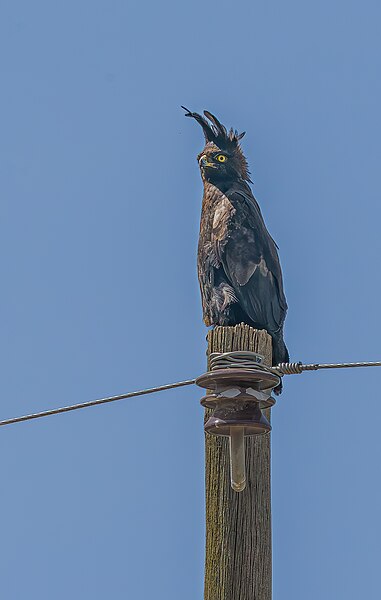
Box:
[182,107,251,184]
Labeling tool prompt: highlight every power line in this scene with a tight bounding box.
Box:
[274,359,381,375]
[0,379,196,428]
[1,358,381,429]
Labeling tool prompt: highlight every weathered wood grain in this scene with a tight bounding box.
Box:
[204,324,272,600]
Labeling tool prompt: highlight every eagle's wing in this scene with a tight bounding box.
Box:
[214,187,287,337]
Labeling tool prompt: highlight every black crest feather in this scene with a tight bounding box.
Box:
[182,106,245,152]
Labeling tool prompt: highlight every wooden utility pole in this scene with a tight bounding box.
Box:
[204,324,273,600]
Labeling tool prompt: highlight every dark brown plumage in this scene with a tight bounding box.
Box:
[183,108,289,386]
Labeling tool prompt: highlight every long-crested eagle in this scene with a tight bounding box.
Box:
[183,108,289,386]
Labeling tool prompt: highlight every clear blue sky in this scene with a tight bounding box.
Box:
[1,1,381,598]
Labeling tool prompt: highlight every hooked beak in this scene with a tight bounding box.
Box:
[199,155,217,169]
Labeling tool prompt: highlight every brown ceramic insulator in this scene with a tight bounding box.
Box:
[196,367,280,393]
[204,400,271,437]
[200,388,276,410]
[196,366,280,437]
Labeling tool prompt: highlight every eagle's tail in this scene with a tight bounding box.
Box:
[272,334,289,395]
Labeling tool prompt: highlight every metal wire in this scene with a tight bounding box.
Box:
[1,356,381,429]
[275,360,381,375]
[0,379,196,428]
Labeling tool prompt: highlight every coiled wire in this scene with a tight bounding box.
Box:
[210,351,267,372]
[210,351,302,376]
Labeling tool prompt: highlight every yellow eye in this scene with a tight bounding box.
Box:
[216,154,227,163]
